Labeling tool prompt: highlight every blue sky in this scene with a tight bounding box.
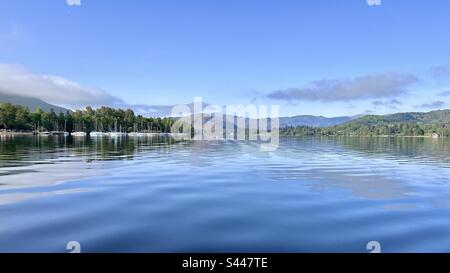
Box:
[0,0,449,117]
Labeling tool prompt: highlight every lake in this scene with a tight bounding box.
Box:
[0,135,450,252]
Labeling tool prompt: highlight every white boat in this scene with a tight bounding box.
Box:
[39,131,50,136]
[109,132,126,137]
[128,132,147,137]
[108,120,126,137]
[90,131,105,137]
[72,131,87,137]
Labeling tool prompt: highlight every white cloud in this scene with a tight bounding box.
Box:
[437,90,450,97]
[0,64,124,109]
[416,101,446,109]
[267,72,419,102]
[372,99,403,109]
[430,65,450,80]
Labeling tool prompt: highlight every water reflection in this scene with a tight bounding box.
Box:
[1,135,450,196]
[0,134,181,165]
[0,188,91,205]
[1,136,450,252]
[0,135,183,190]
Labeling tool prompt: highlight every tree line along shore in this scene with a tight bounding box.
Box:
[2,102,450,138]
[281,121,450,138]
[0,103,176,135]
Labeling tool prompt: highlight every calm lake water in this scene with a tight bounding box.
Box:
[1,135,450,252]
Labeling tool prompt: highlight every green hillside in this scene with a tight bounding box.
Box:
[348,110,450,126]
[282,110,450,137]
[0,92,70,114]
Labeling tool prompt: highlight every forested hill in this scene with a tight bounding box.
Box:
[346,110,450,126]
[279,115,355,127]
[282,110,450,137]
[0,92,70,114]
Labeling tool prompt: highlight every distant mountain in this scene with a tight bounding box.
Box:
[0,92,70,114]
[279,115,355,127]
[345,110,450,126]
[129,102,358,128]
[178,113,356,131]
[131,102,213,117]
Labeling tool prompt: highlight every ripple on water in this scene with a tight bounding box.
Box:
[1,136,450,252]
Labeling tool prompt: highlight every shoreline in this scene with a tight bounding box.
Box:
[281,134,447,139]
[0,131,34,136]
[0,129,446,139]
[0,131,189,137]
